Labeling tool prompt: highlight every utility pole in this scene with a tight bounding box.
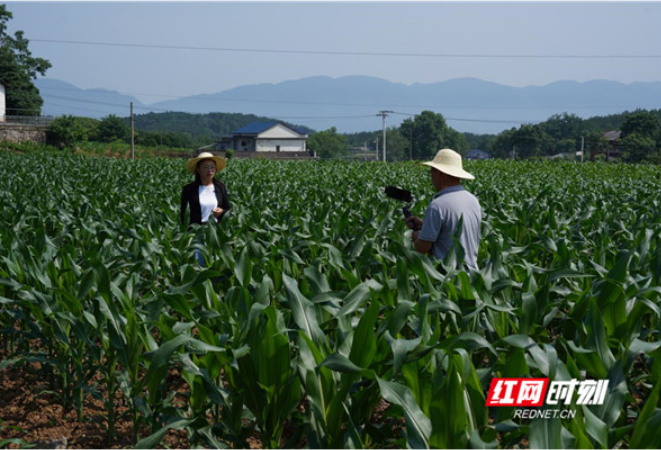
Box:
[130,102,135,160]
[374,137,379,161]
[409,127,413,161]
[580,136,584,163]
[377,110,393,162]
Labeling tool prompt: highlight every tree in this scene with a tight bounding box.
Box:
[511,124,547,158]
[554,139,578,155]
[385,126,409,161]
[46,115,99,149]
[444,128,469,154]
[132,129,193,149]
[620,134,656,163]
[399,111,451,160]
[307,127,347,159]
[464,132,497,154]
[621,111,660,139]
[95,115,130,142]
[0,5,51,116]
[541,113,585,141]
[490,128,516,159]
[584,130,607,159]
[618,111,660,162]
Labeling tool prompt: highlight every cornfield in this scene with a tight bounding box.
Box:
[1,152,661,448]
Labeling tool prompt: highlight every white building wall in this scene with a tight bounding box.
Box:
[0,84,5,122]
[256,139,306,152]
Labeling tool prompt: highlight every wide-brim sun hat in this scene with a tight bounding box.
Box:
[186,152,227,174]
[422,148,474,180]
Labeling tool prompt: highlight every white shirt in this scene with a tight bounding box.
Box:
[198,184,218,223]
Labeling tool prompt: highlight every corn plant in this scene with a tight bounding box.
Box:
[1,152,660,448]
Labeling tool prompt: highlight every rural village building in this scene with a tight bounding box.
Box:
[0,79,7,122]
[213,122,309,155]
[601,130,623,160]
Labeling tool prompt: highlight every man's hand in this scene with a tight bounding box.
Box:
[412,231,433,255]
[405,216,423,231]
[212,207,224,218]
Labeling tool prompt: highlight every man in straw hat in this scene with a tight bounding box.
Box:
[181,152,231,265]
[405,149,482,270]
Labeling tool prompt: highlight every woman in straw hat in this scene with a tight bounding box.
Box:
[405,148,482,271]
[180,152,231,265]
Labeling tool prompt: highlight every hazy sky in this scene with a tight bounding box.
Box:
[5,1,661,104]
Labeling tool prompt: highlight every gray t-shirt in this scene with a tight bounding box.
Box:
[418,185,482,270]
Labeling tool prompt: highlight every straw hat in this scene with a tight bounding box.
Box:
[186,152,227,174]
[422,149,474,180]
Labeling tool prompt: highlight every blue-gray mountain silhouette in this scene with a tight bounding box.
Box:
[36,76,661,134]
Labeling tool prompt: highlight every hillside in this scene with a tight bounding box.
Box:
[130,111,313,143]
[121,108,660,152]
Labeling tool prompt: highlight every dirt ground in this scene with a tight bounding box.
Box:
[0,355,396,449]
[0,360,194,449]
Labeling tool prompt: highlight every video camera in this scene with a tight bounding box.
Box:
[385,185,418,230]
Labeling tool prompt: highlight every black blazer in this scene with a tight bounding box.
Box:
[180,179,231,227]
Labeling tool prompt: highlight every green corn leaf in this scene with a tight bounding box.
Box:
[134,418,193,449]
[377,377,432,449]
[349,299,379,369]
[529,414,563,449]
[386,332,422,376]
[339,279,383,316]
[581,403,608,448]
[320,353,364,374]
[304,265,331,295]
[283,274,325,346]
[503,334,536,348]
[629,381,661,449]
[469,428,498,449]
[234,246,252,287]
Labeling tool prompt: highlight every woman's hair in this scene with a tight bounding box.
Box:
[194,159,216,185]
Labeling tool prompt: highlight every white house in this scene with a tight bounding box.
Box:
[220,122,308,153]
[0,79,7,122]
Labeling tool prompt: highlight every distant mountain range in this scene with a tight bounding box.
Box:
[35,76,661,135]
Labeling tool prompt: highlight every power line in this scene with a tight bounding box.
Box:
[41,93,538,125]
[42,93,134,109]
[41,93,373,118]
[392,111,538,125]
[37,92,658,127]
[41,95,381,122]
[44,101,118,115]
[277,115,376,121]
[40,85,181,100]
[33,95,633,127]
[39,88,661,111]
[31,38,661,59]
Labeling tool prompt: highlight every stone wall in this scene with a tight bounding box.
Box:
[0,123,48,144]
